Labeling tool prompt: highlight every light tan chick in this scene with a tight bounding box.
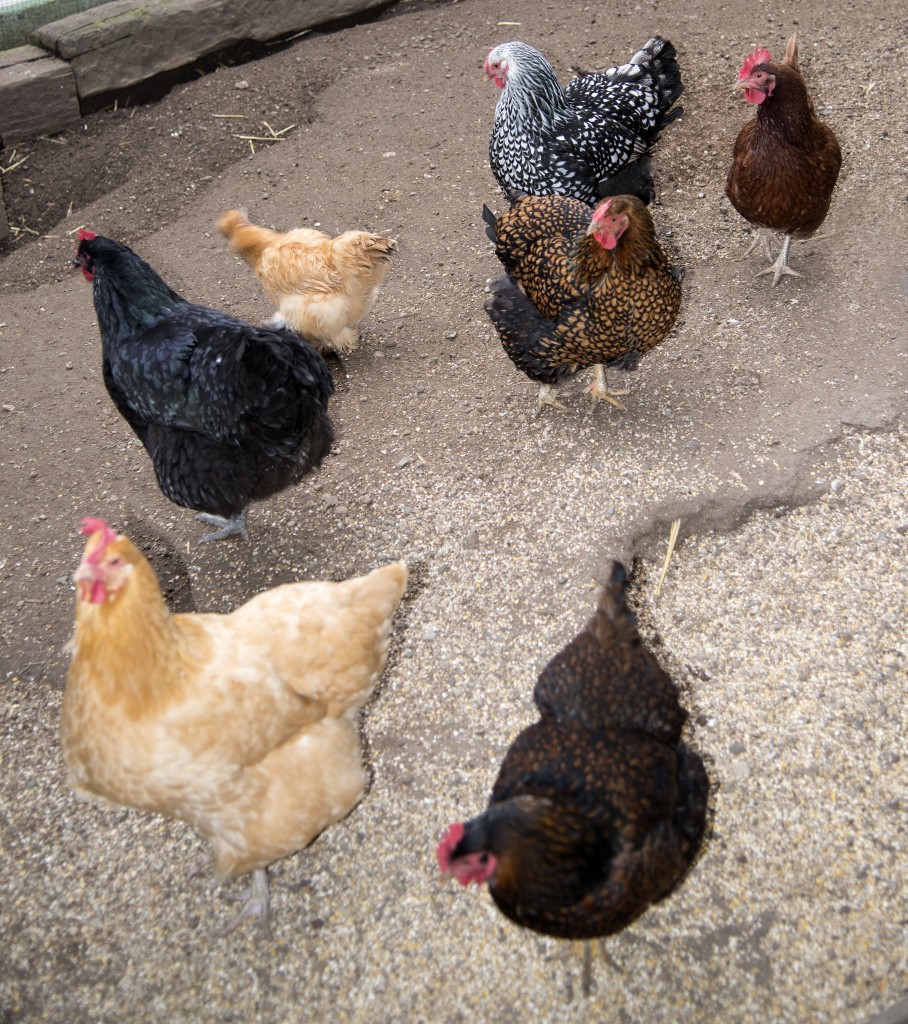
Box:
[219,209,397,354]
[62,518,408,931]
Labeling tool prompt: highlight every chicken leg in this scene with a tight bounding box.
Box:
[221,867,270,934]
[537,383,566,413]
[740,227,776,264]
[196,510,249,543]
[586,364,629,411]
[755,233,801,287]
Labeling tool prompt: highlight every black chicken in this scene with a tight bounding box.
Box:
[73,230,334,541]
[484,38,684,205]
[437,563,708,940]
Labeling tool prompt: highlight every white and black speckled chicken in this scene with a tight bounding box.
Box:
[484,38,684,205]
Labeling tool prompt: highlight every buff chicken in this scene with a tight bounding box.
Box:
[62,518,408,931]
[218,209,397,355]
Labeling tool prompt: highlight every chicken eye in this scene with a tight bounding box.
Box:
[108,557,124,567]
[478,852,489,864]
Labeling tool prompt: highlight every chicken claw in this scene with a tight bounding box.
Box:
[740,227,776,263]
[586,365,629,411]
[536,383,566,413]
[220,867,271,935]
[196,510,249,543]
[755,234,801,287]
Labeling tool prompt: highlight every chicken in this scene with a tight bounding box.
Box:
[484,38,684,205]
[725,34,842,286]
[437,563,708,945]
[73,230,334,542]
[483,192,683,411]
[218,209,397,355]
[62,517,408,930]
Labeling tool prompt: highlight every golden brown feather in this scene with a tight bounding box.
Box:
[438,562,708,941]
[219,209,397,354]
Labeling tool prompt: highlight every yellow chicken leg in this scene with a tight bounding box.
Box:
[586,365,629,410]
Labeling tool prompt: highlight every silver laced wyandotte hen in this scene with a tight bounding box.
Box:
[484,38,684,205]
[73,230,334,542]
[437,563,708,947]
[483,192,683,411]
[725,33,842,287]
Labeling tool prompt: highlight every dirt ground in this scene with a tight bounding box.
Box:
[0,0,906,1021]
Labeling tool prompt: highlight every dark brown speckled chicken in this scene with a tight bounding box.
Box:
[437,563,708,940]
[483,193,683,411]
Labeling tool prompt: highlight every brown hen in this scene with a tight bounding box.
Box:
[725,34,842,286]
[62,518,407,931]
[437,563,708,943]
[483,193,683,411]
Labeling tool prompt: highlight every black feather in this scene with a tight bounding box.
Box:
[484,275,572,385]
[77,234,334,523]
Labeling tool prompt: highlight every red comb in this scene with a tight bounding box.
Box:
[739,46,772,79]
[78,228,97,242]
[80,518,119,564]
[436,822,465,872]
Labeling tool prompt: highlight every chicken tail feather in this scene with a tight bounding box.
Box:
[484,276,572,384]
[590,562,633,639]
[217,209,281,265]
[782,31,800,71]
[596,156,655,205]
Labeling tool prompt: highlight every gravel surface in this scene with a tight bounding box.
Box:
[0,0,906,1020]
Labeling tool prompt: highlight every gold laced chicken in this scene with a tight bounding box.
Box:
[483,192,683,411]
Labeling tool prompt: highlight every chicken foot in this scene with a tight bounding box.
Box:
[755,233,801,287]
[739,227,776,263]
[196,510,249,543]
[220,867,271,935]
[536,383,566,414]
[586,364,629,411]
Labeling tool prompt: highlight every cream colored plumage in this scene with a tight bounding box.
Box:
[218,209,397,354]
[62,518,407,928]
